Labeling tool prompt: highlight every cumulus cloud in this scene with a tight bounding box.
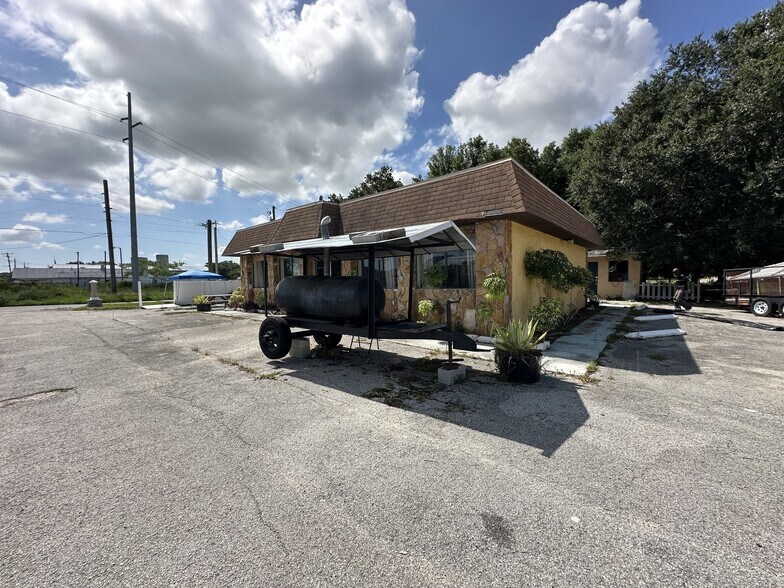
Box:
[250,214,271,225]
[34,240,65,250]
[219,220,245,232]
[444,0,658,148]
[0,223,44,245]
[22,212,67,223]
[0,0,422,208]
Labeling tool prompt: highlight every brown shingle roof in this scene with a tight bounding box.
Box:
[269,201,342,244]
[225,159,603,255]
[222,220,281,256]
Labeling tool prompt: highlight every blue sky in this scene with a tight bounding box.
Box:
[0,0,776,270]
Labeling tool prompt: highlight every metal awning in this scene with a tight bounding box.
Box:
[237,221,476,260]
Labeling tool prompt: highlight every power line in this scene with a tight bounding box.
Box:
[0,227,105,234]
[11,233,106,250]
[0,75,122,120]
[138,124,291,203]
[134,96,302,192]
[132,144,285,209]
[0,109,122,142]
[0,176,100,191]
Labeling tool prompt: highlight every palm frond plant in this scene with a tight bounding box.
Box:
[193,294,211,311]
[493,318,547,383]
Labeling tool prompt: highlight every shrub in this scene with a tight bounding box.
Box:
[253,288,266,307]
[482,272,507,303]
[227,287,244,308]
[527,296,564,333]
[524,250,577,293]
[193,294,209,305]
[418,299,437,322]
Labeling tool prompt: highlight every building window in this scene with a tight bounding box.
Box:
[608,260,629,282]
[252,260,267,288]
[281,257,303,278]
[315,259,342,277]
[359,257,398,289]
[416,251,476,289]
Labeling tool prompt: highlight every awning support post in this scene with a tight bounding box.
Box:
[367,245,376,340]
[407,250,415,322]
[263,254,269,317]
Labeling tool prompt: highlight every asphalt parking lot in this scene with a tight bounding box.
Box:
[0,306,782,587]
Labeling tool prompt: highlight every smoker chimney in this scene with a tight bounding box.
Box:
[320,216,331,239]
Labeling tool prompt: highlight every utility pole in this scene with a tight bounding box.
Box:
[270,206,276,221]
[213,220,219,274]
[76,251,80,287]
[201,220,213,270]
[103,179,117,293]
[122,92,142,289]
[2,252,12,275]
[115,247,124,280]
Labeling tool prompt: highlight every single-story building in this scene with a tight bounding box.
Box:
[587,250,642,300]
[223,158,604,335]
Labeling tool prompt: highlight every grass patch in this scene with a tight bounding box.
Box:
[0,281,169,307]
[585,361,598,374]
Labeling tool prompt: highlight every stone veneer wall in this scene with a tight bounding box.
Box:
[238,220,512,335]
[238,218,590,337]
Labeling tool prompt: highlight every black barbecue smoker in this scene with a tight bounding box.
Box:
[248,218,478,359]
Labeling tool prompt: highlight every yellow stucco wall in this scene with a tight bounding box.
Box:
[588,255,642,299]
[510,224,588,321]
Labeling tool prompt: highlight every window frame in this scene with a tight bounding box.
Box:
[416,250,476,289]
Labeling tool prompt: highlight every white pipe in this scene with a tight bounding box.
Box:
[138,280,143,308]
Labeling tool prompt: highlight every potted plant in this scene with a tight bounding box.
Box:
[193,294,211,312]
[493,319,547,383]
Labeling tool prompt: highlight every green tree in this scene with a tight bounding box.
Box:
[426,135,504,178]
[217,260,241,280]
[570,5,784,276]
[347,165,403,200]
[502,137,539,172]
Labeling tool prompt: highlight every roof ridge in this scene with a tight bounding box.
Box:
[338,157,515,208]
[508,158,593,225]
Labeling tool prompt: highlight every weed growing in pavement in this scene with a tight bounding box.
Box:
[256,372,279,380]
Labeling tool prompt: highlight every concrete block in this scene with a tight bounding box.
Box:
[438,365,462,386]
[290,338,311,358]
[86,298,102,307]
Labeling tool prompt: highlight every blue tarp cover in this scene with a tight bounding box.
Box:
[167,269,224,281]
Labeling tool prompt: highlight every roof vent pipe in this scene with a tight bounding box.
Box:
[320,216,331,240]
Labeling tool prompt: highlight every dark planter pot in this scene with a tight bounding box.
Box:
[495,349,542,384]
[196,303,212,312]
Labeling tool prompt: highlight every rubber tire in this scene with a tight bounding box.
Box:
[259,317,292,359]
[751,298,771,317]
[313,332,342,349]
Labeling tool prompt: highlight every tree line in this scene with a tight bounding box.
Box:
[330,5,784,278]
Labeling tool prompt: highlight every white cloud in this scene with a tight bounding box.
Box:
[250,214,271,225]
[444,0,658,148]
[219,220,245,231]
[22,212,67,223]
[0,223,44,245]
[34,241,65,250]
[0,0,422,205]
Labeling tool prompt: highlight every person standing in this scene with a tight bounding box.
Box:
[672,268,692,311]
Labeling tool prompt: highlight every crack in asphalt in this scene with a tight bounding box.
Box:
[0,387,76,408]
